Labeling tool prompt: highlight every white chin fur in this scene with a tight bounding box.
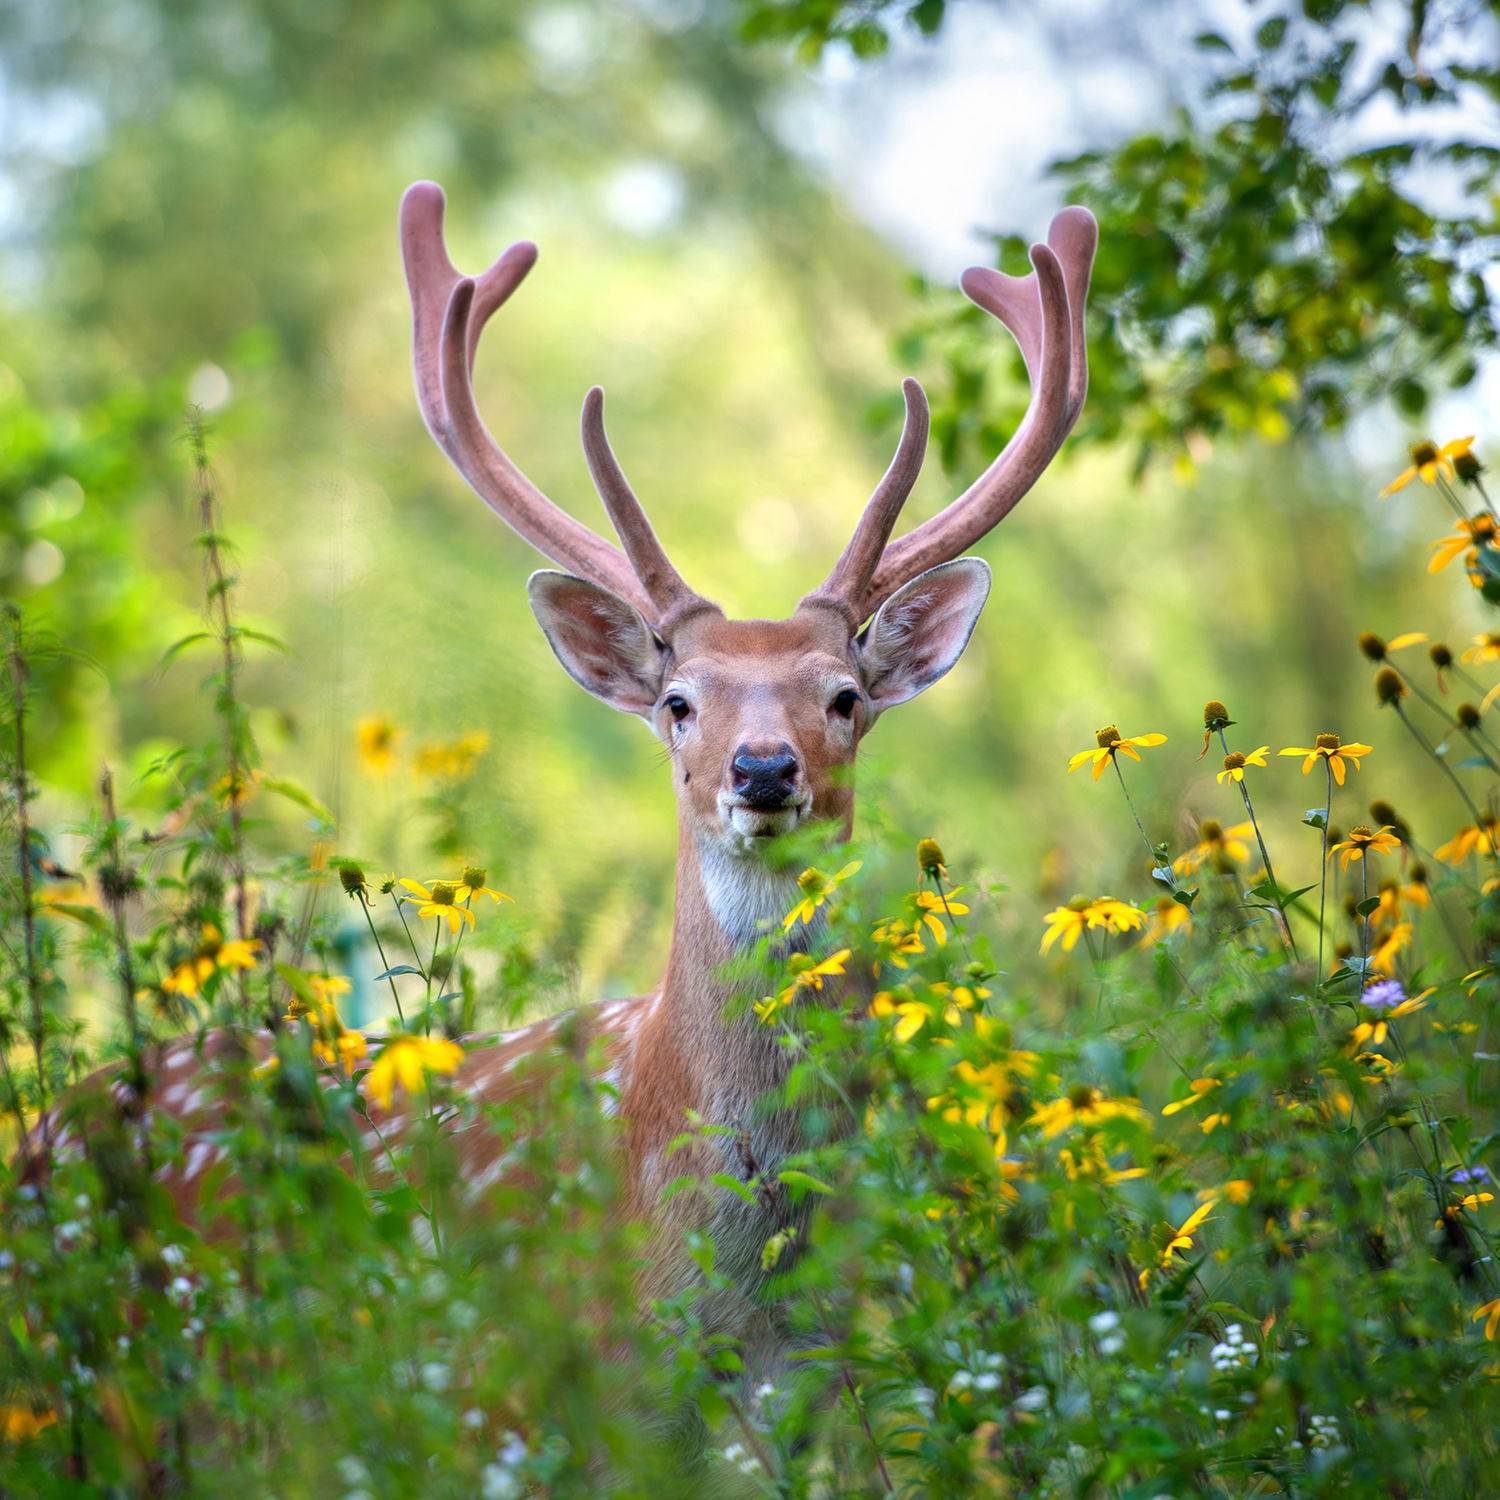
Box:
[727,805,800,841]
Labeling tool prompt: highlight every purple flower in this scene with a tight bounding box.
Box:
[1362,979,1407,1011]
[1450,1165,1491,1185]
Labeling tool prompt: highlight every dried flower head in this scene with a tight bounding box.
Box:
[917,838,947,878]
[1374,667,1406,703]
[1203,701,1232,730]
[1458,702,1482,729]
[1359,632,1387,662]
[338,863,368,897]
[1430,642,1453,669]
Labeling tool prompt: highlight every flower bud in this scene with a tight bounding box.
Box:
[917,838,946,877]
[1359,631,1387,662]
[1458,702,1481,729]
[1374,667,1405,703]
[338,863,367,896]
[1203,700,1231,730]
[1429,642,1453,669]
[1455,448,1484,484]
[1410,861,1428,885]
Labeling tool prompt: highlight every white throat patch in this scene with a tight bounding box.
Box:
[696,838,802,948]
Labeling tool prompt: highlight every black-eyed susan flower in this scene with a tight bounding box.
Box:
[213,767,262,808]
[1027,1085,1146,1139]
[1428,515,1497,576]
[1463,633,1500,664]
[1039,897,1144,954]
[1436,815,1500,863]
[871,916,926,967]
[1068,724,1167,781]
[366,1034,464,1110]
[1437,1189,1495,1228]
[1217,747,1268,784]
[1199,700,1234,756]
[1359,630,1429,660]
[1161,1077,1221,1117]
[356,717,401,776]
[754,948,851,1022]
[1138,1199,1215,1290]
[1174,819,1253,875]
[1379,436,1475,496]
[1369,923,1413,977]
[161,927,262,997]
[1279,733,1373,785]
[1372,875,1429,925]
[398,879,475,934]
[782,860,861,929]
[452,867,511,906]
[870,988,933,1043]
[414,732,491,780]
[1476,1298,1500,1341]
[1452,439,1484,485]
[1141,896,1191,945]
[1374,668,1407,705]
[309,973,351,1005]
[1328,824,1401,871]
[911,888,970,944]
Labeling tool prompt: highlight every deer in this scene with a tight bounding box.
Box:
[21,180,1095,1418]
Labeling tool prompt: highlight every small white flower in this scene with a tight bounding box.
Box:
[161,1244,187,1268]
[74,1193,91,1211]
[419,1361,450,1393]
[170,1276,194,1306]
[948,1370,974,1392]
[754,1381,776,1400]
[1099,1334,1124,1355]
[449,1299,479,1330]
[723,1443,746,1464]
[0,1250,13,1269]
[1013,1386,1048,1412]
[1213,1408,1231,1421]
[497,1434,527,1467]
[479,1464,520,1500]
[336,1457,369,1486]
[462,1409,484,1431]
[1088,1310,1121,1335]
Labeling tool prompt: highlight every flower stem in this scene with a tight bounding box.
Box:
[1113,756,1170,891]
[359,899,405,1028]
[1392,700,1488,836]
[1315,757,1332,994]
[1216,729,1296,959]
[1359,859,1370,978]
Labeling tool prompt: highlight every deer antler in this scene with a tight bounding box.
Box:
[401,180,705,626]
[833,206,1098,622]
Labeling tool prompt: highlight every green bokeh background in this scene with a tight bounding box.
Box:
[4,0,1490,1016]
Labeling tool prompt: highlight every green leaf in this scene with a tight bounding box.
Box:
[37,900,112,936]
[778,1169,833,1198]
[372,965,424,981]
[276,963,318,1007]
[1256,16,1287,49]
[258,775,335,822]
[1172,887,1198,909]
[710,1172,758,1205]
[1455,756,1494,771]
[156,632,213,673]
[234,627,292,655]
[1194,30,1234,51]
[1355,896,1381,917]
[1302,811,1327,830]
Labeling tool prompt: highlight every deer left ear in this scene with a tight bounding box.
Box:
[528,570,667,718]
[857,558,991,711]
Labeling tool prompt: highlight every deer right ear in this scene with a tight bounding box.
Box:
[527,571,667,717]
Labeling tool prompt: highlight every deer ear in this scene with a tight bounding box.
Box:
[857,558,991,711]
[528,571,667,717]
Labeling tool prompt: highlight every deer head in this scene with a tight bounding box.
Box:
[399,182,1095,939]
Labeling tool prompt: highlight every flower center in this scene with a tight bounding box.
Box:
[1095,724,1122,748]
[462,866,486,890]
[1315,733,1341,751]
[1068,1084,1099,1111]
[1349,825,1374,844]
[1203,700,1230,729]
[431,882,457,905]
[1222,752,1245,771]
[797,868,827,897]
[1200,819,1222,842]
[1410,440,1440,467]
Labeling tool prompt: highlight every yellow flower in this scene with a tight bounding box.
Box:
[413,731,490,780]
[1328,824,1401,871]
[162,928,262,996]
[1174,819,1254,875]
[1474,1297,1500,1341]
[1379,436,1475,496]
[1216,747,1268,784]
[314,1028,369,1073]
[871,989,933,1043]
[782,861,862,929]
[1161,1077,1221,1116]
[356,717,401,776]
[1068,725,1168,781]
[452,867,511,905]
[1436,815,1500,863]
[911,888,970,944]
[1428,515,1498,575]
[1369,923,1413,977]
[871,916,926,967]
[1141,896,1191,945]
[1466,633,1500,665]
[754,948,851,1023]
[0,1406,57,1442]
[365,1035,464,1110]
[398,878,475,934]
[1139,1200,1215,1289]
[1372,877,1429,925]
[1437,1192,1496,1228]
[309,973,352,1004]
[1027,1085,1146,1139]
[213,767,262,807]
[1278,733,1373,785]
[1039,897,1145,955]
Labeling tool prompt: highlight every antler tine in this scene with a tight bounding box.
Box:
[800,377,929,622]
[399,181,656,621]
[581,387,711,625]
[859,207,1096,619]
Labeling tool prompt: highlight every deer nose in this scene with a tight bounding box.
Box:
[730,744,799,807]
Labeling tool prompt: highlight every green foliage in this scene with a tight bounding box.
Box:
[747,0,1500,471]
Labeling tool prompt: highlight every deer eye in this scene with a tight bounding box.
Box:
[830,688,860,719]
[664,695,692,723]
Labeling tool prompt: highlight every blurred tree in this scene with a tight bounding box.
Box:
[744,0,1500,473]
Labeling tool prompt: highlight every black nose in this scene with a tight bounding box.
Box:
[731,743,799,808]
